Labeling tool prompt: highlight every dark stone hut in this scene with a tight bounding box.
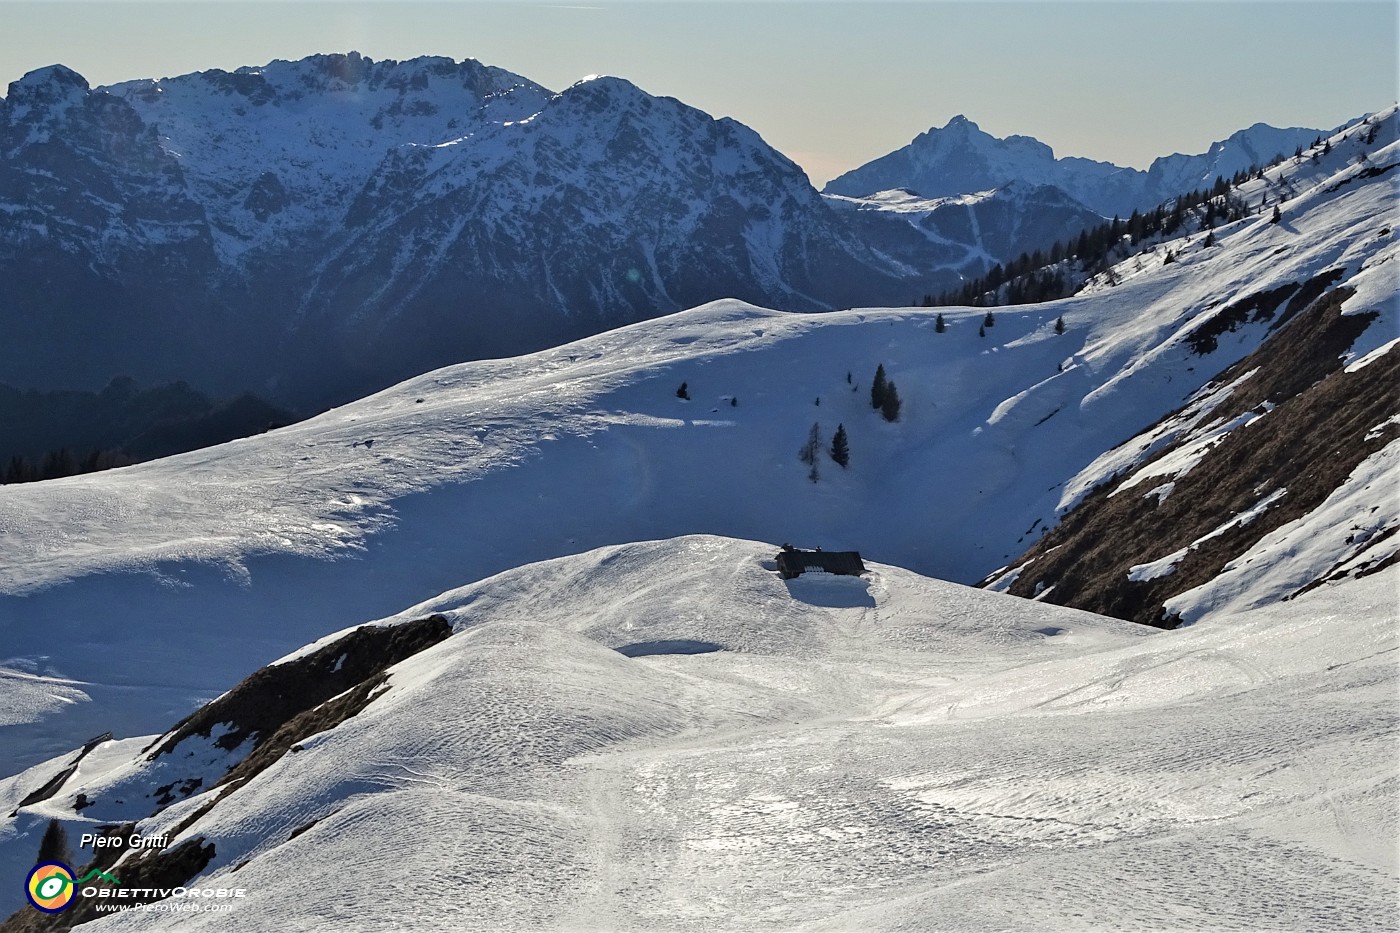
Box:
[775,544,866,580]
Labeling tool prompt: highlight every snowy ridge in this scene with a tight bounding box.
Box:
[988,111,1398,625]
[104,53,553,261]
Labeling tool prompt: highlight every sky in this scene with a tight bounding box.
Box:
[1,1,1395,187]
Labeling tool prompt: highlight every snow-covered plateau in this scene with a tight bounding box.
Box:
[0,537,1394,929]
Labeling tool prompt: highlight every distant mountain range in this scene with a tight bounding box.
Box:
[0,53,1332,411]
[824,114,1326,216]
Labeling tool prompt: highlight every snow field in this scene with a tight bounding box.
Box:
[13,536,1387,931]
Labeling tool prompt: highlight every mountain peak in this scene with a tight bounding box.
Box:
[6,63,89,103]
[561,74,644,99]
[945,113,980,132]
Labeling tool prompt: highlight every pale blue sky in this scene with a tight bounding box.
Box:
[1,1,1395,186]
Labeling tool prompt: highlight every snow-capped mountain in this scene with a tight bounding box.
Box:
[282,74,935,402]
[105,53,553,257]
[824,113,1328,216]
[0,107,1392,785]
[0,537,1394,928]
[0,54,937,409]
[825,181,1107,278]
[0,65,226,391]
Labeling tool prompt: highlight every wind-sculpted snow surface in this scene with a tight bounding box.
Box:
[0,111,1395,771]
[0,538,1393,930]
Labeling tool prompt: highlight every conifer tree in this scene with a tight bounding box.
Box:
[799,422,823,467]
[935,313,946,333]
[1054,315,1065,335]
[1270,205,1282,224]
[829,424,849,467]
[37,819,71,866]
[676,382,689,400]
[983,311,995,328]
[880,381,902,422]
[870,364,888,410]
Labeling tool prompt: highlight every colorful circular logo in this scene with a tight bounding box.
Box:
[26,862,76,913]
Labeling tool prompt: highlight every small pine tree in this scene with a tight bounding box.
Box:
[676,382,689,400]
[1203,230,1216,248]
[798,422,823,466]
[829,424,849,468]
[1270,205,1282,224]
[880,381,902,422]
[870,364,888,410]
[935,313,946,333]
[1054,315,1065,335]
[730,397,738,407]
[814,397,820,407]
[1163,249,1176,264]
[983,311,996,328]
[37,819,71,866]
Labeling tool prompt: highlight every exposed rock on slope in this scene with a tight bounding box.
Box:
[989,282,1399,627]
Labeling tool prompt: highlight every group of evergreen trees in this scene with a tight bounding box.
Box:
[4,448,133,485]
[0,378,293,486]
[794,362,903,482]
[870,364,901,422]
[922,151,1297,310]
[798,421,850,483]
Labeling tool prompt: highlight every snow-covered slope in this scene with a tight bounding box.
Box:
[986,109,1400,625]
[1142,121,1341,206]
[825,181,1106,276]
[1,537,1393,929]
[0,109,1394,776]
[824,113,1328,216]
